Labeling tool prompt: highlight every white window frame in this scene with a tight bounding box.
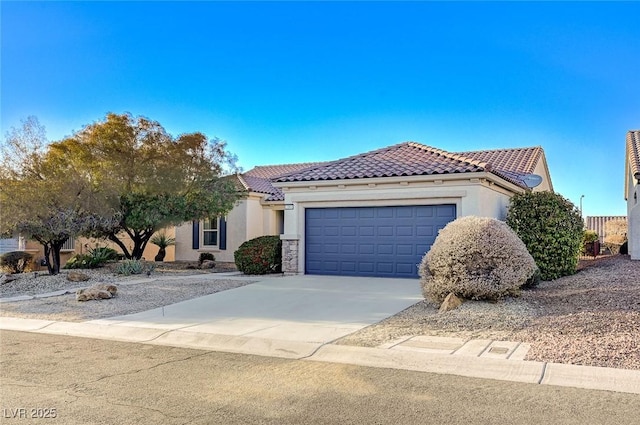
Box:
[202,217,219,247]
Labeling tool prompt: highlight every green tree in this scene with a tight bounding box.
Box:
[506,191,584,280]
[0,117,109,274]
[53,113,242,259]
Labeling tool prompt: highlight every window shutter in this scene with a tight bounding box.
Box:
[219,216,227,250]
[192,220,200,249]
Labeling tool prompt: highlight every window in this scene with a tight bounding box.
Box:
[61,238,75,251]
[202,218,218,246]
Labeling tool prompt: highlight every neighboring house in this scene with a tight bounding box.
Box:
[625,130,640,260]
[176,141,552,278]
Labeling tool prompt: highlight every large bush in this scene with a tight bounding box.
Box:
[234,235,282,275]
[419,216,538,303]
[506,192,584,280]
[0,251,33,274]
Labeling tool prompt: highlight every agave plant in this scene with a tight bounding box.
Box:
[150,232,175,262]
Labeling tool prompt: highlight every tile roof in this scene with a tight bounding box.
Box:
[274,142,545,189]
[627,130,640,179]
[238,162,327,201]
[244,163,326,179]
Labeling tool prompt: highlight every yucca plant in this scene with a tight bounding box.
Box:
[150,232,175,262]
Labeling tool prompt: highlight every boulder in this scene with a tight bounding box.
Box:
[92,283,118,296]
[67,271,90,282]
[200,260,215,269]
[76,288,111,302]
[75,283,118,301]
[438,292,463,313]
[0,274,18,285]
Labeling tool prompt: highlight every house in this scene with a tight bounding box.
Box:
[173,162,325,264]
[625,130,640,260]
[175,141,553,278]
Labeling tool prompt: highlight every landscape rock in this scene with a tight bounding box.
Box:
[67,271,90,282]
[92,283,118,295]
[76,283,118,301]
[1,274,18,285]
[200,260,215,269]
[439,293,463,313]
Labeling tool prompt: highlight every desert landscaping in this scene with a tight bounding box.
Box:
[1,255,638,371]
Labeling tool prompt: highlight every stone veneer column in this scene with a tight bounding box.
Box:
[281,239,299,274]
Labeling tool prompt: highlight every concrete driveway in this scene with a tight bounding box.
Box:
[83,274,422,356]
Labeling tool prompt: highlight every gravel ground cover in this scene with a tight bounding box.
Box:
[1,256,638,370]
[0,262,254,322]
[338,255,640,370]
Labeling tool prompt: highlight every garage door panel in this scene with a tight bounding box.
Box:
[305,205,455,278]
[397,225,414,237]
[341,226,357,236]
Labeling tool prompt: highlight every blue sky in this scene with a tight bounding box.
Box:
[2,1,639,217]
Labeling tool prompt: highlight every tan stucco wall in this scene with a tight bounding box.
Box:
[532,159,553,192]
[173,194,283,264]
[627,167,639,260]
[278,173,523,274]
[74,228,176,263]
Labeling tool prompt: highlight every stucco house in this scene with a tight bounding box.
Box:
[175,141,553,278]
[625,130,640,260]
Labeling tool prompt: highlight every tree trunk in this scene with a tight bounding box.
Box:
[154,247,166,262]
[43,244,54,275]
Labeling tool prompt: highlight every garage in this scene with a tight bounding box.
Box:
[305,205,456,278]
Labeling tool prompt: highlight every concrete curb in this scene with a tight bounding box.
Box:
[1,316,638,395]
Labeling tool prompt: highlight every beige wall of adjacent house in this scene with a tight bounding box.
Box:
[278,173,523,274]
[627,167,639,260]
[13,227,177,271]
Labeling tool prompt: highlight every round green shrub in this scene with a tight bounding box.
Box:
[506,191,584,281]
[0,251,33,274]
[419,216,538,303]
[234,235,282,275]
[198,252,215,266]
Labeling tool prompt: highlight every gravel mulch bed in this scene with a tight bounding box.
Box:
[0,261,254,322]
[338,255,640,371]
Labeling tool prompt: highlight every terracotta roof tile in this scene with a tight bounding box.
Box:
[244,162,326,179]
[456,146,543,174]
[240,162,328,201]
[274,142,544,189]
[275,142,489,183]
[627,130,640,179]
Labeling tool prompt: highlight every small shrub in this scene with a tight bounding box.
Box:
[115,259,145,275]
[0,251,33,274]
[581,230,599,256]
[234,235,282,275]
[506,191,584,281]
[89,246,119,263]
[64,246,119,269]
[419,216,538,303]
[64,254,96,269]
[150,232,176,249]
[198,252,215,266]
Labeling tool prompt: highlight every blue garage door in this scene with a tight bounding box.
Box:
[305,205,456,278]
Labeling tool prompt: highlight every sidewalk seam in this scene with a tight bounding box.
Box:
[538,362,548,384]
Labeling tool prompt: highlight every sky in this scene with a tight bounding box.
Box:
[2,1,639,218]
